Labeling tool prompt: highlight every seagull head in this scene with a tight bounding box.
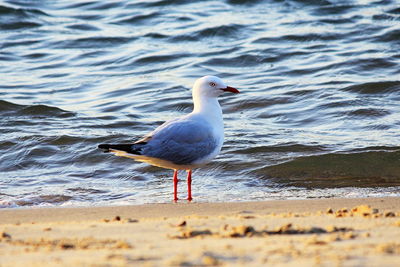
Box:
[193,76,240,98]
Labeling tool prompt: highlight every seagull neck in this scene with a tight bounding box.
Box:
[193,96,222,119]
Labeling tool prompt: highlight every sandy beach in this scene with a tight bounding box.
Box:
[1,197,400,266]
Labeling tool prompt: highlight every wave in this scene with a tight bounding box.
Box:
[255,148,400,188]
[113,11,163,25]
[0,194,73,208]
[0,100,74,118]
[0,4,49,17]
[0,4,48,30]
[233,143,327,154]
[51,36,135,49]
[342,81,400,94]
[169,24,246,43]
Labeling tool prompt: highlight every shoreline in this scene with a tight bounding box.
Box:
[1,196,399,224]
[1,197,400,266]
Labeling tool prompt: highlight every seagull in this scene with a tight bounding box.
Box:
[98,75,240,202]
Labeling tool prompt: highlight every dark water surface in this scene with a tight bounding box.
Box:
[1,0,400,207]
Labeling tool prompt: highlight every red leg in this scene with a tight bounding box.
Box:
[173,170,178,202]
[187,170,192,201]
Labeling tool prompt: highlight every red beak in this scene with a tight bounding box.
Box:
[221,86,240,94]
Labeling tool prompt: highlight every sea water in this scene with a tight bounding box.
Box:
[1,0,399,207]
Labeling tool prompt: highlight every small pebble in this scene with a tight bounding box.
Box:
[326,208,334,214]
[385,212,395,217]
[177,221,187,227]
[1,232,11,239]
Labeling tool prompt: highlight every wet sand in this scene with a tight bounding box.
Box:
[1,197,400,266]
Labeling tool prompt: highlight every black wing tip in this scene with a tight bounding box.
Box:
[97,143,141,155]
[98,144,111,152]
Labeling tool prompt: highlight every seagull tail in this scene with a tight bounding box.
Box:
[98,144,141,155]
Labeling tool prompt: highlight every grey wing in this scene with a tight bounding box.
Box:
[140,118,218,165]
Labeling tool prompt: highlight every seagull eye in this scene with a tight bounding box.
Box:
[209,82,216,87]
